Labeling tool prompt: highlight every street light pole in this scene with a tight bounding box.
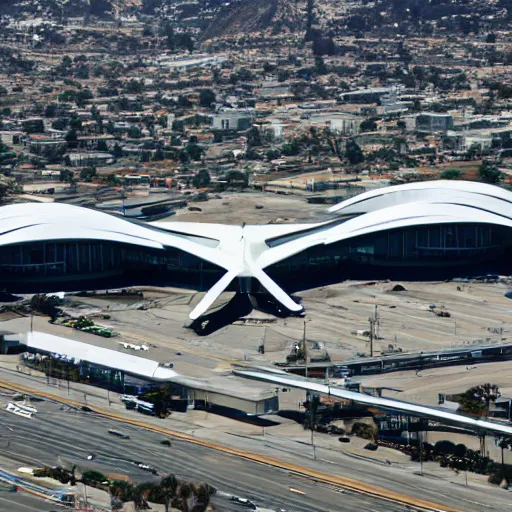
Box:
[419,430,424,476]
[311,427,316,460]
[303,320,308,378]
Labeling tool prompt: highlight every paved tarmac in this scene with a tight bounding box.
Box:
[0,400,407,512]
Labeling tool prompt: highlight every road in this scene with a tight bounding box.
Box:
[0,400,408,512]
[2,369,512,511]
[0,491,68,512]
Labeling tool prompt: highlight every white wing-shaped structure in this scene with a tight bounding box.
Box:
[2,181,512,320]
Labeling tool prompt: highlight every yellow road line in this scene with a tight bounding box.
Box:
[0,378,461,512]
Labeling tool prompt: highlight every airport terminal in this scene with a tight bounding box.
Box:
[2,181,512,320]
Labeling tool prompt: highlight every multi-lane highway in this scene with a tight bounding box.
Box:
[0,491,69,512]
[0,385,511,512]
[0,399,409,512]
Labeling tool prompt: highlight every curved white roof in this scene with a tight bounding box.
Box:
[329,180,512,216]
[0,203,230,270]
[2,181,512,319]
[21,331,179,380]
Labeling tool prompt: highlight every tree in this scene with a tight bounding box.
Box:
[434,440,456,455]
[360,119,377,132]
[314,56,327,75]
[192,170,211,189]
[52,118,67,131]
[44,103,58,118]
[281,139,301,156]
[59,89,77,102]
[112,143,123,158]
[97,140,108,152]
[226,170,248,187]
[153,148,164,161]
[69,117,82,132]
[125,79,143,94]
[79,167,97,182]
[473,383,501,410]
[345,138,364,165]
[478,162,502,184]
[61,55,72,68]
[75,64,89,80]
[76,89,93,108]
[176,33,194,53]
[455,383,501,415]
[128,126,142,139]
[65,129,78,149]
[267,149,281,160]
[160,474,179,512]
[440,169,462,180]
[199,89,216,108]
[247,126,262,147]
[186,143,203,161]
[486,33,497,44]
[454,443,467,458]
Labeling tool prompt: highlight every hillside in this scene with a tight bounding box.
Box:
[201,0,304,40]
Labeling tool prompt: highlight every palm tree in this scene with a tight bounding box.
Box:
[173,481,194,512]
[160,474,179,512]
[133,482,154,511]
[192,483,215,512]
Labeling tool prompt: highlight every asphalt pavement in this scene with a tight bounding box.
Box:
[0,399,407,512]
[0,491,68,512]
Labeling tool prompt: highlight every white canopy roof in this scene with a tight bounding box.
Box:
[2,181,512,319]
[16,331,178,381]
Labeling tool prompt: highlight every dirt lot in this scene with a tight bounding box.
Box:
[168,191,327,224]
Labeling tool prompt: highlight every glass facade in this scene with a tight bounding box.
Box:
[1,222,512,295]
[0,240,225,291]
[266,222,512,289]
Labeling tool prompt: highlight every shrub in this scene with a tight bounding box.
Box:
[440,169,462,180]
[488,472,504,486]
[81,470,108,486]
[434,440,456,455]
[351,422,377,441]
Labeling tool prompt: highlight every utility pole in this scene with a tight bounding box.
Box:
[310,392,318,461]
[303,319,308,378]
[368,316,375,357]
[374,305,380,339]
[419,430,424,476]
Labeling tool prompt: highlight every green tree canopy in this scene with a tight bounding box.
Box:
[199,89,216,108]
[345,138,364,165]
[192,169,211,188]
[478,162,502,184]
[440,169,462,180]
[360,119,378,132]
